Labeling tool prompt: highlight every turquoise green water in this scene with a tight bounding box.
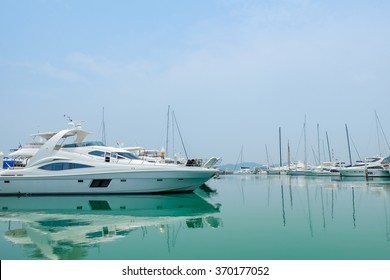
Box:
[1,174,390,260]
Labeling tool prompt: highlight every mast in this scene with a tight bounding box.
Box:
[102,107,106,145]
[375,110,382,156]
[172,109,175,159]
[173,111,189,160]
[345,124,353,166]
[326,131,332,162]
[375,111,390,155]
[265,144,270,171]
[311,146,318,166]
[234,146,241,172]
[166,105,170,158]
[304,115,307,168]
[239,145,244,170]
[279,127,282,171]
[317,123,320,164]
[287,140,291,171]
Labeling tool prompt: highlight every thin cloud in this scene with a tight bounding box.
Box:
[16,61,87,83]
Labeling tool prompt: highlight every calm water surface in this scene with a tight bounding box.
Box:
[1,174,390,260]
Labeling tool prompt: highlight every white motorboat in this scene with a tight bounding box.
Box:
[286,161,307,176]
[304,161,344,177]
[0,123,217,195]
[338,157,390,178]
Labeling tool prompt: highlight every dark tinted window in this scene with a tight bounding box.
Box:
[39,162,93,171]
[88,150,105,157]
[118,152,139,159]
[63,141,106,148]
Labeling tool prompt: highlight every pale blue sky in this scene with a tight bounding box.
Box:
[1,0,390,165]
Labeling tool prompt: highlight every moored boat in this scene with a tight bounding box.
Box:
[338,157,390,178]
[304,161,344,177]
[0,123,217,195]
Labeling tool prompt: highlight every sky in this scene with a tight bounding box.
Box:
[1,0,390,166]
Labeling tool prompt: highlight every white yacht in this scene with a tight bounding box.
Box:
[0,123,217,195]
[286,161,307,176]
[304,161,344,177]
[7,125,221,169]
[338,157,390,178]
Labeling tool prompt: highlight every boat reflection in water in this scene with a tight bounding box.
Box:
[0,192,221,259]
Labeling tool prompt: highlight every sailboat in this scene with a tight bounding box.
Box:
[304,127,342,177]
[234,145,253,174]
[266,127,283,175]
[287,117,308,176]
[265,144,280,175]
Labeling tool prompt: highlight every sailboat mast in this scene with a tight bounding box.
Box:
[375,110,390,153]
[166,105,170,158]
[265,144,270,170]
[102,107,106,145]
[279,127,282,170]
[345,124,353,166]
[173,112,189,160]
[317,123,320,164]
[304,116,307,168]
[288,140,291,171]
[326,131,332,162]
[240,145,243,169]
[375,111,382,156]
[172,109,175,159]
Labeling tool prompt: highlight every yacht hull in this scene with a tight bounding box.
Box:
[287,170,306,176]
[0,169,216,195]
[339,168,390,178]
[305,170,340,177]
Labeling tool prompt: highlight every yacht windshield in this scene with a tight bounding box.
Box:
[63,141,106,148]
[366,158,380,163]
